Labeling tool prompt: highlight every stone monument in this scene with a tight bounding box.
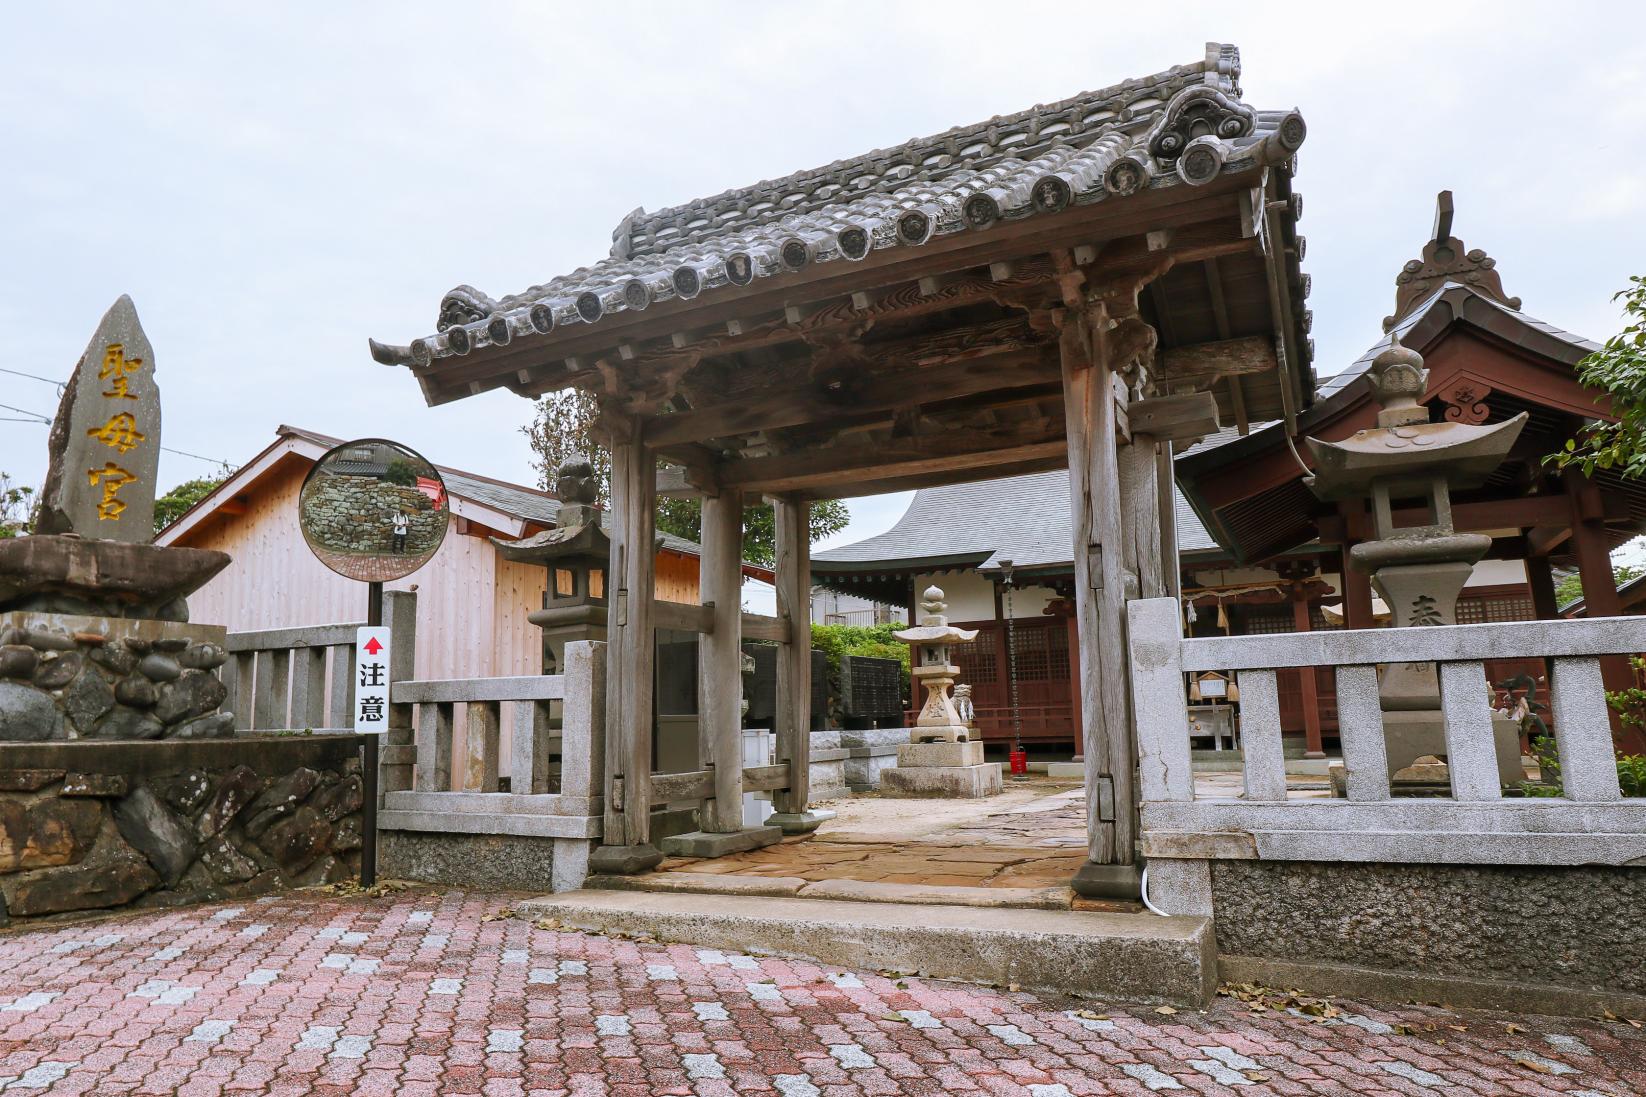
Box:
[880,586,1003,797]
[0,296,235,742]
[0,299,370,927]
[1304,334,1527,785]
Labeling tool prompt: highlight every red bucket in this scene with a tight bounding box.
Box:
[1008,749,1028,776]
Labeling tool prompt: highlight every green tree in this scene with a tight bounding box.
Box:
[153,466,235,534]
[1550,276,1646,477]
[1555,563,1642,608]
[0,472,34,538]
[382,458,419,487]
[523,389,850,565]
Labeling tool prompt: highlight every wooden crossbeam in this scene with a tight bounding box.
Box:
[1127,392,1221,444]
[642,349,1060,447]
[1158,336,1276,387]
[720,428,1067,494]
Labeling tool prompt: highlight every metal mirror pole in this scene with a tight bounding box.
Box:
[361,580,383,887]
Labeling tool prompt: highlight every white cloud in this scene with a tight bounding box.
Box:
[2,1,1643,558]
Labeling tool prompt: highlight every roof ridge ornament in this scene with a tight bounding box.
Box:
[1383,190,1522,331]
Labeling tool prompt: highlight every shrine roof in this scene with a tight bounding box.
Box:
[811,464,1222,580]
[1173,273,1627,565]
[371,42,1306,370]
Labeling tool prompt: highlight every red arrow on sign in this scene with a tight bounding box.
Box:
[363,638,384,655]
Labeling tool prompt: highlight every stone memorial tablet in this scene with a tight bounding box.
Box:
[35,296,161,540]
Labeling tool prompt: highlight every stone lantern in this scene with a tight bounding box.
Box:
[880,585,1002,798]
[1304,334,1527,783]
[491,458,609,675]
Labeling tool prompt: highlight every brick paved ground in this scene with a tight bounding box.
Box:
[1,887,1642,1096]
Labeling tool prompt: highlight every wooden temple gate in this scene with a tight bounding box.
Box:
[372,44,1314,895]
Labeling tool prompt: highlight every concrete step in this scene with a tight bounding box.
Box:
[586,871,1073,910]
[518,889,1214,1007]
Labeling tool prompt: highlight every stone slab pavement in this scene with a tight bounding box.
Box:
[0,886,1641,1096]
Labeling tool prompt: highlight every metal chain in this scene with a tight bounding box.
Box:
[1003,569,1024,763]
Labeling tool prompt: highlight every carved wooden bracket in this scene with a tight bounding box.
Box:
[1438,379,1491,425]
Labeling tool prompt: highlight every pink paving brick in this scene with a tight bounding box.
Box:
[0,887,1642,1095]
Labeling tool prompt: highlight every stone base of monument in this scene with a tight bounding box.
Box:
[879,739,1004,798]
[880,756,1004,799]
[842,727,906,791]
[1382,709,1525,786]
[660,825,783,859]
[0,612,233,742]
[0,736,366,926]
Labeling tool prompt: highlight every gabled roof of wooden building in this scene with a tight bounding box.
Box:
[156,425,765,573]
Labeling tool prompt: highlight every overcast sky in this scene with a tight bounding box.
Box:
[3,2,1644,556]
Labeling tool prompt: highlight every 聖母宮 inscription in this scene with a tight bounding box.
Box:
[35,295,162,541]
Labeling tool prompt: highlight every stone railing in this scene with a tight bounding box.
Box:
[1127,597,1646,912]
[376,640,606,890]
[223,621,362,733]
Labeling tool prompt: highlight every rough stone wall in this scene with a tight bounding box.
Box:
[0,737,364,925]
[301,475,444,556]
[0,619,231,741]
[1210,860,1646,996]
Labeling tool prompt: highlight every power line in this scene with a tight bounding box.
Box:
[0,403,233,467]
[0,402,50,424]
[0,367,65,390]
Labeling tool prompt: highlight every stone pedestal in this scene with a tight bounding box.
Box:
[881,760,1003,798]
[0,612,232,741]
[1383,709,1525,787]
[881,738,1003,798]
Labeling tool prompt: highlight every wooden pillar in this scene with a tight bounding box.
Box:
[1120,440,1164,599]
[1060,305,1138,881]
[1566,469,1642,752]
[1157,442,1181,602]
[601,419,657,856]
[1291,584,1325,758]
[1526,555,1560,620]
[770,495,818,828]
[1338,501,1375,630]
[698,487,745,834]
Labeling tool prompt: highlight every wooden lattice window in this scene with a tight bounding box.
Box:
[1009,624,1057,681]
[1240,609,1294,636]
[1457,595,1535,624]
[955,632,998,685]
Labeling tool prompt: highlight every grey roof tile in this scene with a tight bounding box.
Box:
[813,464,1222,574]
[373,44,1307,366]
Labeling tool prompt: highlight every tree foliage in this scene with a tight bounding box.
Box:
[153,467,235,534]
[1550,276,1646,477]
[522,391,611,506]
[1554,563,1641,608]
[0,472,34,539]
[522,390,850,564]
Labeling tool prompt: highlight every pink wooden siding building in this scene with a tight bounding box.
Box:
[157,426,716,682]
